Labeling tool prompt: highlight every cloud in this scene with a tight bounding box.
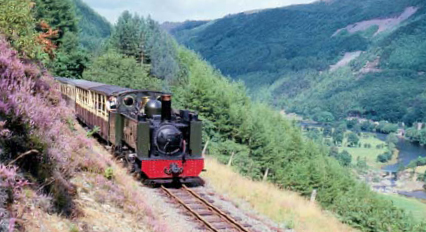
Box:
[82,0,316,23]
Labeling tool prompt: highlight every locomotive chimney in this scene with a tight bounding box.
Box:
[161,94,172,121]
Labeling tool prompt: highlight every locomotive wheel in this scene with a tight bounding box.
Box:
[139,173,148,184]
[132,170,141,180]
[127,161,135,174]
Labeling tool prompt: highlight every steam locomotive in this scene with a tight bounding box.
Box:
[55,77,204,185]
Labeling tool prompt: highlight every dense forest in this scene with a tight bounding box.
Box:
[1,0,426,231]
[170,0,426,125]
[74,0,112,54]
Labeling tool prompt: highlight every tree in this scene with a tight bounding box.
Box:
[376,121,398,134]
[377,152,392,163]
[335,150,352,166]
[333,131,344,145]
[356,157,368,171]
[83,51,162,90]
[33,0,89,78]
[323,125,333,137]
[0,0,42,58]
[361,121,375,131]
[386,133,398,150]
[110,11,142,58]
[307,128,322,141]
[34,0,78,40]
[347,132,359,147]
[52,30,89,78]
[353,123,362,135]
[314,111,335,123]
[406,127,420,143]
[346,119,358,129]
[422,170,426,182]
[109,13,180,81]
[73,0,112,53]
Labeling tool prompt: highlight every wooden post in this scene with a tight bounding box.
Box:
[227,152,235,167]
[202,140,210,156]
[310,189,317,203]
[417,122,423,131]
[262,168,269,181]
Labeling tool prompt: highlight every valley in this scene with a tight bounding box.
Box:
[169,0,426,125]
[2,0,426,231]
[167,1,426,223]
[297,114,426,220]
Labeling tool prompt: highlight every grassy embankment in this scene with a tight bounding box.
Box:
[20,123,172,232]
[201,157,357,232]
[380,194,426,222]
[415,165,426,174]
[339,132,398,169]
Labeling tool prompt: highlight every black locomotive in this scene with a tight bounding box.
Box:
[56,77,204,185]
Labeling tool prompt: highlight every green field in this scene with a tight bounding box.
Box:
[339,133,396,169]
[381,194,426,222]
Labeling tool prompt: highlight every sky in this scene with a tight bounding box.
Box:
[82,0,317,23]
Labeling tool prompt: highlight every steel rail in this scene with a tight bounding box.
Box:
[182,185,250,232]
[161,185,250,232]
[161,185,219,232]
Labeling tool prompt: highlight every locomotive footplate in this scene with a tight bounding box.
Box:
[143,177,205,186]
[141,159,204,179]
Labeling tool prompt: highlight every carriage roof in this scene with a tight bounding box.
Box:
[54,77,168,96]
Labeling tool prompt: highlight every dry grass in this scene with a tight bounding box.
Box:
[415,165,426,174]
[201,157,358,232]
[20,122,170,232]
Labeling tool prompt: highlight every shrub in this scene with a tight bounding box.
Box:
[0,0,43,58]
[104,167,114,180]
[0,37,91,217]
[334,150,352,166]
[347,132,359,147]
[377,152,393,163]
[0,165,29,231]
[86,126,100,137]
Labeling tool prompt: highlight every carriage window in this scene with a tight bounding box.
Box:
[123,95,135,107]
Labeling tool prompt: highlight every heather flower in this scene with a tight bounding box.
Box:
[0,35,94,220]
[0,120,11,138]
[0,36,173,232]
[0,165,28,232]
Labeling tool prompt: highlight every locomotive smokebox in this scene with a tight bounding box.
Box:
[161,94,172,121]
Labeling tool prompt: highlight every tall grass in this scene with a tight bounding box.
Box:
[201,157,357,232]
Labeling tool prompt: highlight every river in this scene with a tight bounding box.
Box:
[300,122,426,199]
[299,123,426,172]
[375,133,426,172]
[373,133,426,200]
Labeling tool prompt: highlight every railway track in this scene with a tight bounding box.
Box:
[161,185,251,232]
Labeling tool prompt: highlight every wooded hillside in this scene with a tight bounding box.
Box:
[169,0,426,124]
[1,1,426,231]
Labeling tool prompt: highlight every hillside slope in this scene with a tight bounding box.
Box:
[170,0,426,124]
[84,8,426,232]
[73,0,112,53]
[2,1,426,231]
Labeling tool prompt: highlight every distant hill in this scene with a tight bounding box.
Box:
[169,0,426,125]
[73,0,112,53]
[161,20,209,34]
